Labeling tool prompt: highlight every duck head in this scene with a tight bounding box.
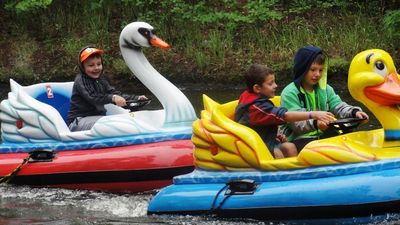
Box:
[348,49,400,144]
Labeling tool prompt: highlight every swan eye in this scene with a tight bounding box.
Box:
[138,28,151,38]
[374,60,388,77]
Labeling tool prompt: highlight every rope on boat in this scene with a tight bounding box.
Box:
[209,184,229,214]
[0,149,55,185]
[0,154,31,185]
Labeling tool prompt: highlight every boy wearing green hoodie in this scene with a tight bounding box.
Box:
[280,45,369,151]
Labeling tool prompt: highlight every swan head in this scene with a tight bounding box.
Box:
[119,21,169,49]
[348,49,400,108]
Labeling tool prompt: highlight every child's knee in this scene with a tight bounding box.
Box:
[273,148,284,159]
[281,142,298,157]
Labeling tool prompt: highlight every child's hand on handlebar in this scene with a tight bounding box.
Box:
[311,111,336,124]
[113,95,127,107]
[355,111,369,120]
[137,95,148,101]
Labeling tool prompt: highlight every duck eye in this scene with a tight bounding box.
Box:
[374,60,388,77]
[375,61,385,70]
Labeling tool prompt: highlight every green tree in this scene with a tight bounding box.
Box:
[4,0,52,13]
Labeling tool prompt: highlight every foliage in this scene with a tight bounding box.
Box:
[0,0,399,84]
[286,0,353,13]
[4,0,52,13]
[329,57,349,74]
[112,58,132,77]
[383,10,400,41]
[7,34,38,82]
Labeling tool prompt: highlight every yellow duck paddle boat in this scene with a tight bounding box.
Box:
[193,49,400,170]
[148,49,400,222]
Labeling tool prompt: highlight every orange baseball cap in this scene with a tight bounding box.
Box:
[80,47,104,63]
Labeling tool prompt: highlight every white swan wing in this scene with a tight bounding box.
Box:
[91,114,159,136]
[0,80,69,142]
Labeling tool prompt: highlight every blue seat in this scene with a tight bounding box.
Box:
[35,92,71,124]
[27,82,73,125]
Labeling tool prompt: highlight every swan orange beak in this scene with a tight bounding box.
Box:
[150,36,170,49]
[364,73,400,106]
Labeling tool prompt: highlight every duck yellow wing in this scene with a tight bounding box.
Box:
[192,95,271,170]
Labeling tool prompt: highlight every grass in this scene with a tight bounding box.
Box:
[1,5,397,85]
[4,34,38,83]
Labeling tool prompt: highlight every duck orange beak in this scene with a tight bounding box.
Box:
[150,36,170,49]
[364,73,400,106]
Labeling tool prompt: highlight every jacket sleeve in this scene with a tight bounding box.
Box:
[333,102,362,118]
[325,85,362,118]
[248,100,287,126]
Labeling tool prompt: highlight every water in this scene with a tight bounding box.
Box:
[0,81,390,224]
[0,186,270,225]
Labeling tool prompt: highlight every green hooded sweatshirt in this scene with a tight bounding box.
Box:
[280,45,361,141]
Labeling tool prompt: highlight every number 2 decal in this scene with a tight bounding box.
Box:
[46,84,54,98]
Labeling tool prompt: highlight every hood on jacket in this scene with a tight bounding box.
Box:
[293,45,328,90]
[77,46,104,76]
[238,90,260,104]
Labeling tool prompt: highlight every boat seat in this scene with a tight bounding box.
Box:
[22,82,73,124]
[21,82,128,125]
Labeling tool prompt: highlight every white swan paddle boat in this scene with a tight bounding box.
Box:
[148,49,400,223]
[0,22,197,193]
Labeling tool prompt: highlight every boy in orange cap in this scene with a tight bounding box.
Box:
[67,46,148,131]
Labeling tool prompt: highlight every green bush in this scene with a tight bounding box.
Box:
[384,10,400,42]
[1,0,399,84]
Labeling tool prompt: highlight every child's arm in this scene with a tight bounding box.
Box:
[284,111,335,124]
[326,85,368,120]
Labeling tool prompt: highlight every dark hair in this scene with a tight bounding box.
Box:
[244,64,274,93]
[313,53,325,65]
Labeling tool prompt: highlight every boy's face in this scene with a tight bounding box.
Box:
[303,63,324,89]
[253,73,277,98]
[83,56,103,79]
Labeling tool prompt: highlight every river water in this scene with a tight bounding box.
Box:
[0,81,393,225]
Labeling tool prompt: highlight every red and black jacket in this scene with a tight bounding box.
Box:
[234,90,287,153]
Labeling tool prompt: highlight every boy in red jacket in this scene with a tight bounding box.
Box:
[234,64,334,158]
